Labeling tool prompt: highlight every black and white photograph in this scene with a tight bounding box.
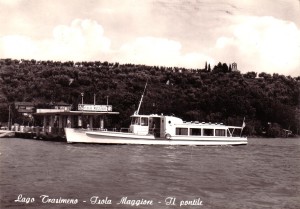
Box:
[0,0,299,208]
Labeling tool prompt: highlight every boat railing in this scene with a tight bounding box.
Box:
[85,128,107,131]
[86,128,128,132]
[120,128,130,133]
[228,128,243,137]
[11,125,65,135]
[12,125,43,133]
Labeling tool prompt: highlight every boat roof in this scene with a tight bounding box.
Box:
[175,123,243,129]
[131,114,162,118]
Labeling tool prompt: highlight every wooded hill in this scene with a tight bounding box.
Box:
[0,58,299,137]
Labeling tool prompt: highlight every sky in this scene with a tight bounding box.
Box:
[0,0,299,76]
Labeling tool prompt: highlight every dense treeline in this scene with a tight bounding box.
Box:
[0,58,299,137]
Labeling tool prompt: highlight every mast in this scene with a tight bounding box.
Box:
[135,81,148,115]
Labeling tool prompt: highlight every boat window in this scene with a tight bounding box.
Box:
[131,117,140,125]
[203,129,214,136]
[215,129,226,136]
[141,117,149,126]
[190,128,202,136]
[176,128,188,135]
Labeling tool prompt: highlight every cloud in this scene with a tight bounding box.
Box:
[213,16,300,75]
[119,37,182,66]
[117,36,215,68]
[0,19,111,61]
[120,37,181,65]
[49,19,111,60]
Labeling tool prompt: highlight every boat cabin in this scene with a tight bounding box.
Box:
[129,114,243,138]
[130,114,162,136]
[129,114,182,137]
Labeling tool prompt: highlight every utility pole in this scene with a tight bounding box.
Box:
[106,96,109,112]
[8,104,11,130]
[81,93,84,105]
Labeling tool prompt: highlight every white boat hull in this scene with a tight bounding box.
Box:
[65,128,247,146]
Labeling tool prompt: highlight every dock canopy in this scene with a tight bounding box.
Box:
[34,109,119,131]
[35,110,119,116]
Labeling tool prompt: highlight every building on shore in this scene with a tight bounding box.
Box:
[9,102,119,140]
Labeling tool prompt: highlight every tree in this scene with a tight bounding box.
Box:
[0,59,299,137]
[208,64,211,72]
[244,72,257,79]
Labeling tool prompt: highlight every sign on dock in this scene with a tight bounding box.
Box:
[78,104,112,112]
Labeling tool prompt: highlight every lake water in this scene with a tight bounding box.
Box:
[0,137,299,209]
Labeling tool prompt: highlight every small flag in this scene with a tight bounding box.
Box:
[242,117,246,129]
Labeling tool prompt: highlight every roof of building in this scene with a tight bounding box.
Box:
[34,110,119,116]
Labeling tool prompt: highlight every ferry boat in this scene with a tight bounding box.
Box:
[65,114,247,145]
[65,84,247,146]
